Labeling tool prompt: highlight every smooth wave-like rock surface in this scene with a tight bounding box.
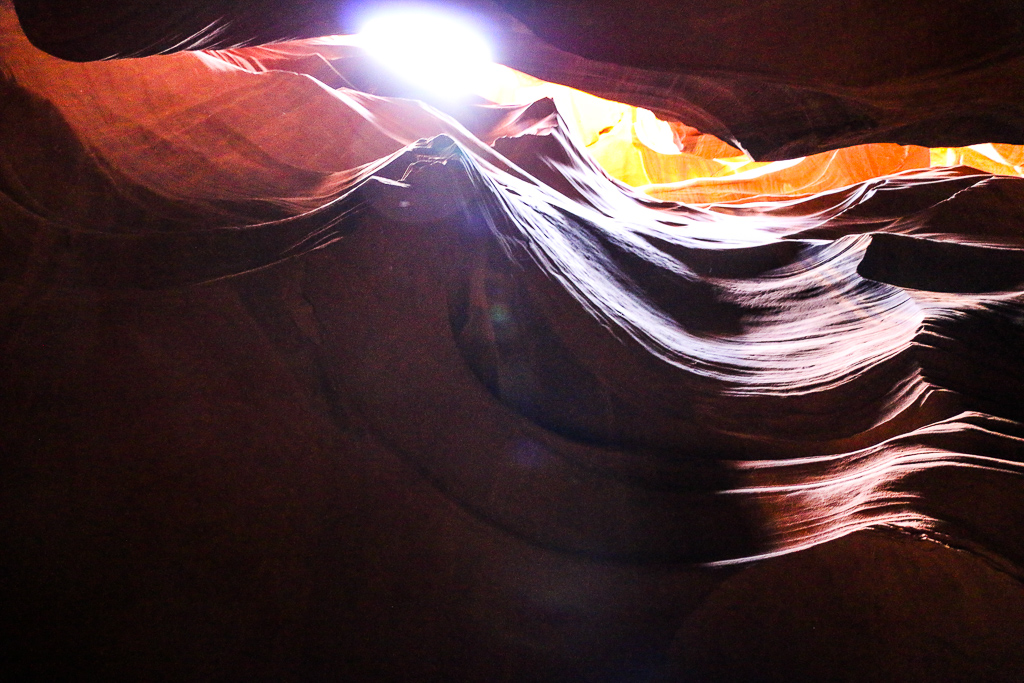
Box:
[2,3,1023,681]
[15,0,1024,159]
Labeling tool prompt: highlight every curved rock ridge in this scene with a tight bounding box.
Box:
[14,0,1024,159]
[2,4,1024,679]
[3,4,1023,570]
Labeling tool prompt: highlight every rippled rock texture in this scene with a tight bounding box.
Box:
[2,2,1024,680]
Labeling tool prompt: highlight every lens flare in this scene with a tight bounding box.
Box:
[357,7,492,97]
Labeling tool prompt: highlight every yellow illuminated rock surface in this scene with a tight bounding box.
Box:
[479,64,1024,202]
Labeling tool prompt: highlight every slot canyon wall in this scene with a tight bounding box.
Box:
[2,1,1024,680]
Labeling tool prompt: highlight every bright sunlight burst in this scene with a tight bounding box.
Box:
[357,6,492,98]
